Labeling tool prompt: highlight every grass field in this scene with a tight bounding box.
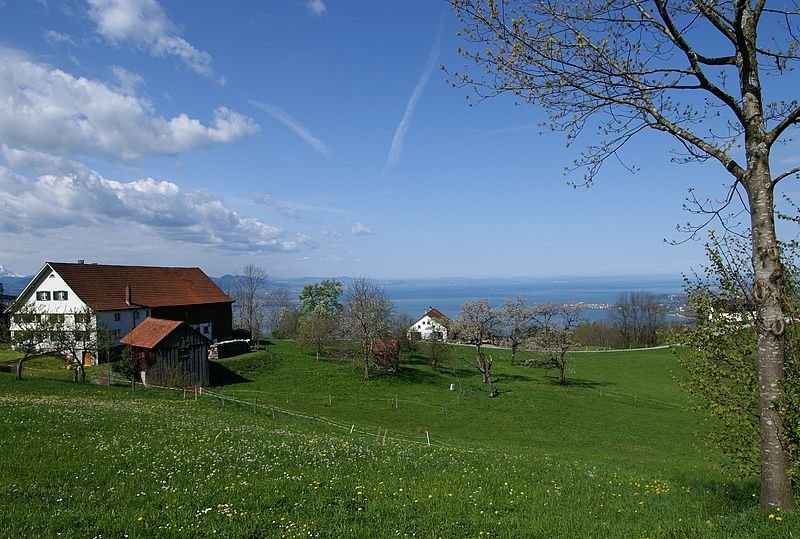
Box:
[0,341,795,537]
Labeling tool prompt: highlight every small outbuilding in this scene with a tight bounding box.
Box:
[121,317,210,387]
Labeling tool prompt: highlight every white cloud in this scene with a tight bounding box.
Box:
[43,29,75,45]
[250,101,331,157]
[0,48,258,161]
[383,25,441,173]
[0,162,310,253]
[306,0,327,17]
[351,222,373,236]
[252,193,299,218]
[86,0,219,80]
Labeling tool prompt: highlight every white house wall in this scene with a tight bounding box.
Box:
[408,315,448,341]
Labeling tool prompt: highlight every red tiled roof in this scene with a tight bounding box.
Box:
[120,317,183,349]
[425,308,447,319]
[48,262,232,311]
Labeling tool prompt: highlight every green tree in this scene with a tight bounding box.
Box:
[297,313,339,361]
[451,0,800,510]
[299,279,343,318]
[678,233,800,484]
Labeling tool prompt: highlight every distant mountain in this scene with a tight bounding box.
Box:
[0,265,21,278]
[0,275,32,297]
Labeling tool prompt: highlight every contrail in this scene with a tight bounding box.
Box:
[383,24,442,173]
[250,101,331,157]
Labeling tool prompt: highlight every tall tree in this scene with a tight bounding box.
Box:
[455,299,501,397]
[451,0,800,510]
[230,264,268,341]
[342,278,393,379]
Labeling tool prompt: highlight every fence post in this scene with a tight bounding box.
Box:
[183,388,186,400]
[271,405,275,419]
[426,431,431,447]
[350,424,355,434]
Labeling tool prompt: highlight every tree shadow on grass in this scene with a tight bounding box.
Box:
[208,360,252,387]
[371,365,446,386]
[543,376,613,388]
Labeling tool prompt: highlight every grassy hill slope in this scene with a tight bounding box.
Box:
[0,342,793,537]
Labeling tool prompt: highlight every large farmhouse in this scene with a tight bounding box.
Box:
[10,262,233,362]
[408,307,450,342]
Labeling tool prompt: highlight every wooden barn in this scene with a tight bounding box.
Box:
[121,317,210,387]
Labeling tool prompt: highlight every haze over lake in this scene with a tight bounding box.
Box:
[378,275,686,320]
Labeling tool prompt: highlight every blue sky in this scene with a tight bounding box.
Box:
[1,0,790,279]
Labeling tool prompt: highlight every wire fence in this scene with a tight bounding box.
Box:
[12,359,693,450]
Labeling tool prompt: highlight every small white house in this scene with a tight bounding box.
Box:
[408,307,449,342]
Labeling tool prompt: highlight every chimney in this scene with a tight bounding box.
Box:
[125,285,131,306]
[77,259,85,264]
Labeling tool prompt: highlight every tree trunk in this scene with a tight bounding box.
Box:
[16,357,25,380]
[486,371,496,398]
[510,343,517,366]
[363,341,370,380]
[748,161,795,512]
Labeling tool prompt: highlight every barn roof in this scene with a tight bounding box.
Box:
[425,308,447,319]
[120,317,184,349]
[410,307,449,328]
[46,262,232,311]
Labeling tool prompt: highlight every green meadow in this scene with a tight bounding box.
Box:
[0,342,795,537]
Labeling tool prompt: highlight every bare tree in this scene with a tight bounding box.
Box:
[454,300,501,397]
[49,306,97,383]
[230,264,268,341]
[500,296,538,364]
[9,302,55,379]
[526,304,584,386]
[10,304,110,382]
[450,0,800,510]
[610,291,667,347]
[264,287,295,337]
[388,312,419,355]
[342,278,393,379]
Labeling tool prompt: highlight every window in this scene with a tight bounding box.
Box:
[203,326,209,334]
[134,311,140,319]
[74,313,91,324]
[145,310,150,317]
[114,313,121,322]
[53,291,68,300]
[111,329,120,338]
[36,291,51,301]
